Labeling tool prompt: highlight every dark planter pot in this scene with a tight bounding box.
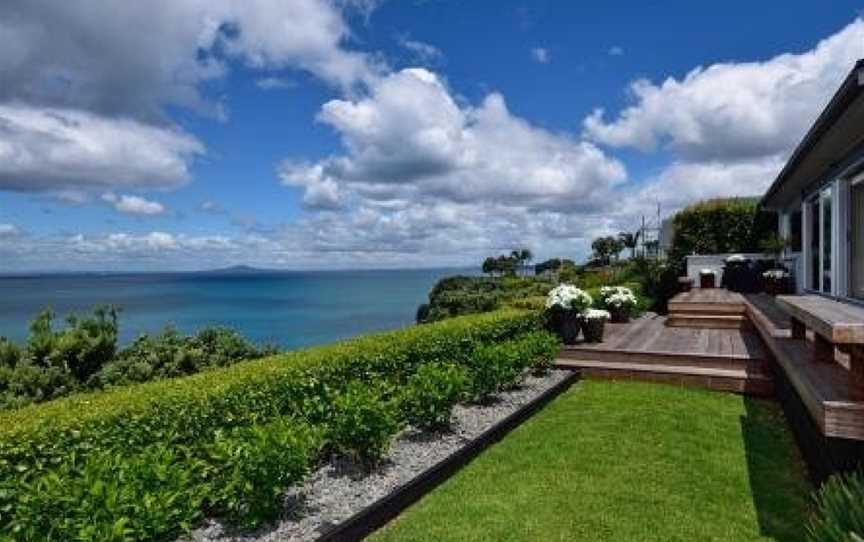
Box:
[608,307,630,323]
[581,318,606,343]
[700,273,716,289]
[550,310,581,345]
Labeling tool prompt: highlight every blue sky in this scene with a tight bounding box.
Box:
[1,0,863,271]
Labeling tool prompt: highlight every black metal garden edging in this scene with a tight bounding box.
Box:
[316,371,580,542]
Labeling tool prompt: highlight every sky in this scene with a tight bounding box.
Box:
[1,0,863,272]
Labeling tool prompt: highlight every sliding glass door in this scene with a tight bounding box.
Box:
[808,188,833,294]
[851,180,864,299]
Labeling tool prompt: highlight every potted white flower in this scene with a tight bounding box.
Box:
[582,309,610,343]
[599,286,638,323]
[545,284,593,344]
[762,268,791,296]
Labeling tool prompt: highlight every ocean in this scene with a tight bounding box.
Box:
[0,268,468,349]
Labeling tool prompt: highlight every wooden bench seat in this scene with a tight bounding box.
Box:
[777,295,864,380]
[777,295,864,343]
[742,294,864,440]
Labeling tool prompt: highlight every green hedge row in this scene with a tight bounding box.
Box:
[0,310,544,539]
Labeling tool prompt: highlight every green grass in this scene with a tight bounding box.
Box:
[373,380,811,542]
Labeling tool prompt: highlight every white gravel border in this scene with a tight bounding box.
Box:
[187,369,571,542]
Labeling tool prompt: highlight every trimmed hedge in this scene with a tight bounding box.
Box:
[0,309,541,538]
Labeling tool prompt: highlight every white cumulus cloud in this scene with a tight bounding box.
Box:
[101,193,167,216]
[583,19,864,161]
[0,104,204,193]
[282,68,626,211]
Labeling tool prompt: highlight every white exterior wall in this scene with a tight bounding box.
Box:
[685,253,772,286]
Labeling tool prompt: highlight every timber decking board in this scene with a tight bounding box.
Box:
[742,294,864,440]
[777,295,864,344]
[565,315,767,360]
[743,293,792,338]
[670,288,746,305]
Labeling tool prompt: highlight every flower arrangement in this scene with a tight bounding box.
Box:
[545,284,592,345]
[583,309,610,320]
[699,268,716,275]
[725,254,747,263]
[599,286,637,311]
[599,285,638,322]
[545,284,593,313]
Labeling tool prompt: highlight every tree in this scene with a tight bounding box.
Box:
[591,236,621,265]
[618,231,640,260]
[482,257,497,276]
[509,248,533,276]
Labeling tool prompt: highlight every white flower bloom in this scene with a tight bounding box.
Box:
[584,309,611,320]
[725,254,747,263]
[599,285,637,309]
[545,284,593,312]
[700,269,715,275]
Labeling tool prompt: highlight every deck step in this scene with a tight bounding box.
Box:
[558,346,767,373]
[667,313,753,330]
[556,358,773,396]
[668,302,745,315]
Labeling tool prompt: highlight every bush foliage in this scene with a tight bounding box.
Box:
[417,275,554,323]
[808,470,864,542]
[329,382,402,466]
[0,307,275,410]
[401,362,469,430]
[0,309,543,540]
[668,197,776,266]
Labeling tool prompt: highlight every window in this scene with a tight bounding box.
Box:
[789,210,802,252]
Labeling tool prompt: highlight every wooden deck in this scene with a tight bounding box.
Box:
[745,293,864,440]
[669,288,746,311]
[667,289,751,330]
[557,314,773,396]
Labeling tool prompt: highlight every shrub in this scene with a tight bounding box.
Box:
[418,275,555,323]
[465,332,550,402]
[401,363,469,430]
[94,326,275,388]
[668,197,776,266]
[808,470,864,542]
[328,382,402,466]
[25,306,119,382]
[0,338,19,367]
[8,443,208,542]
[518,331,560,374]
[0,308,276,409]
[0,310,538,538]
[204,420,323,527]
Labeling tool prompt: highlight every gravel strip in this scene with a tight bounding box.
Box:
[187,370,571,542]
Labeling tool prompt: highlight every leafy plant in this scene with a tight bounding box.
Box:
[0,310,539,539]
[519,331,559,374]
[668,197,777,266]
[205,420,323,527]
[328,382,402,466]
[401,363,468,430]
[808,470,864,542]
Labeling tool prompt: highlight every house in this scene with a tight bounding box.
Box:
[762,59,864,299]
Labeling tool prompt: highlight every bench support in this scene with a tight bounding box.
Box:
[790,317,806,340]
[813,334,835,363]
[838,344,864,383]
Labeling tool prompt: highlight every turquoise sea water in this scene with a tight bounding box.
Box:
[0,268,467,349]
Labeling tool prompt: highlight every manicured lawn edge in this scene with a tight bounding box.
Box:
[317,371,579,542]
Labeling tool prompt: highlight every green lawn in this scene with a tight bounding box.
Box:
[372,380,812,542]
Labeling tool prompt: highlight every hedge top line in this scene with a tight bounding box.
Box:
[0,309,535,441]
